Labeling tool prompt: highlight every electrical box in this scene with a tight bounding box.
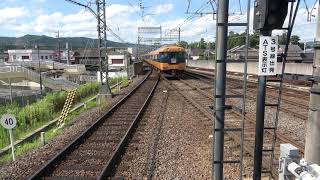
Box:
[279,144,300,179]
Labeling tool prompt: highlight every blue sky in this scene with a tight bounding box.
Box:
[0,0,318,43]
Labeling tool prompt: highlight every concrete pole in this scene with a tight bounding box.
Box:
[305,3,320,164]
[213,0,229,179]
[40,132,46,146]
[57,31,61,63]
[36,44,43,95]
[66,42,70,65]
[9,78,13,104]
[178,27,181,43]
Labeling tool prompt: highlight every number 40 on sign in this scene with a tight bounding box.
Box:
[1,114,17,161]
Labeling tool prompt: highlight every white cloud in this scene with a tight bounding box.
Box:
[0,7,26,24]
[1,2,318,44]
[152,4,174,14]
[106,4,139,18]
[5,4,140,42]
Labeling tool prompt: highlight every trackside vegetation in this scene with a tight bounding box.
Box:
[0,82,100,149]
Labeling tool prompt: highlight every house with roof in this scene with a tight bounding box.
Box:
[73,47,132,77]
[278,44,303,62]
[301,52,314,63]
[228,45,259,61]
[186,48,206,60]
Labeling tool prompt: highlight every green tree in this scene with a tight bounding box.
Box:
[249,33,259,48]
[227,32,245,49]
[290,35,300,45]
[278,32,287,44]
[199,38,206,49]
[179,41,188,48]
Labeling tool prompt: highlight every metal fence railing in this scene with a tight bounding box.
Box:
[0,65,79,91]
[5,61,86,73]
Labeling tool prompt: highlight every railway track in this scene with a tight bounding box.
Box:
[28,71,159,179]
[181,71,305,150]
[162,73,304,178]
[184,70,309,120]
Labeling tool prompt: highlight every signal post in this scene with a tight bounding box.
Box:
[253,0,289,179]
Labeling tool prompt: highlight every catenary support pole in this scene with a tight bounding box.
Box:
[213,0,229,179]
[37,44,43,95]
[305,3,320,164]
[97,0,112,103]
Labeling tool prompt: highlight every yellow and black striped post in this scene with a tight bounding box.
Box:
[57,89,77,128]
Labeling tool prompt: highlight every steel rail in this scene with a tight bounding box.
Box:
[28,71,158,179]
[184,71,309,120]
[177,74,304,152]
[98,74,159,179]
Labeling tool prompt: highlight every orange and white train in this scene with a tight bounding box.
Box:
[142,44,187,75]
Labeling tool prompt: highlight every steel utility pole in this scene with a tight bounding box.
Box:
[213,0,229,179]
[56,31,61,63]
[178,27,181,43]
[36,44,43,94]
[305,3,320,164]
[66,42,70,65]
[65,0,112,102]
[96,0,112,102]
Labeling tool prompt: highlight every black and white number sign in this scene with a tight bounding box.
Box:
[258,36,278,76]
[1,114,17,129]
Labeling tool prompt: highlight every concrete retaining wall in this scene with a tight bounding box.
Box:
[186,60,313,76]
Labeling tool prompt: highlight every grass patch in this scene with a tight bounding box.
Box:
[0,77,128,164]
[0,100,98,165]
[0,82,100,149]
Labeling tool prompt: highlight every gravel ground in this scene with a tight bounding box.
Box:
[0,74,146,179]
[184,73,307,147]
[178,73,306,178]
[114,80,212,179]
[114,81,167,178]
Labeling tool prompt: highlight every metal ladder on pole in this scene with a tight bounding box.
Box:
[259,0,301,178]
[212,0,251,179]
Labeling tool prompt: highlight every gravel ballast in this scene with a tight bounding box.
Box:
[114,80,212,179]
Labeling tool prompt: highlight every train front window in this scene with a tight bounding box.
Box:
[170,52,186,63]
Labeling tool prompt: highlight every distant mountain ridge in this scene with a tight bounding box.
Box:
[0,34,133,52]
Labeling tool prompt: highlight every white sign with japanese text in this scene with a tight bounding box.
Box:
[258,36,278,76]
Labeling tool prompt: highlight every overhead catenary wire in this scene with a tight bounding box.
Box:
[302,0,319,21]
[66,0,126,43]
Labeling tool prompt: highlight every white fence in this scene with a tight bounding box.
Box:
[0,65,79,90]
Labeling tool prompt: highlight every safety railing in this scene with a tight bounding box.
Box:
[0,65,78,90]
[5,61,86,72]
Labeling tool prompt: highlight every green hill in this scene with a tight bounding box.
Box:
[0,34,133,52]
